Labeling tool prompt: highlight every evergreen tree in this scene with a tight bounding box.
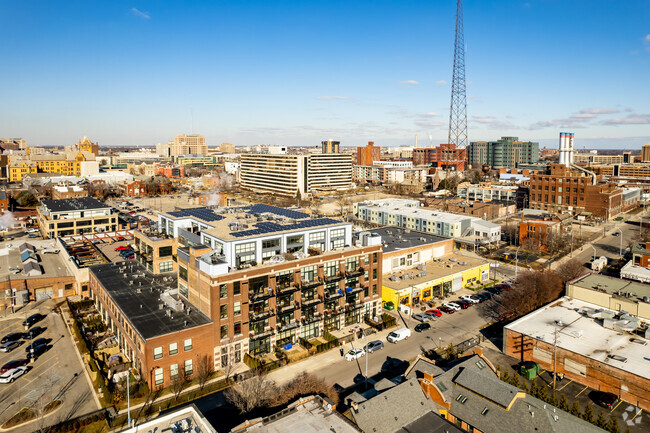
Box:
[537,383,548,402]
[595,411,608,429]
[558,394,569,412]
[607,415,620,433]
[529,379,538,398]
[501,370,510,383]
[549,392,558,407]
[582,405,594,423]
[510,373,520,388]
[570,401,581,417]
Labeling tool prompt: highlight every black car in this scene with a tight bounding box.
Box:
[25,344,48,359]
[25,338,48,351]
[23,326,45,340]
[590,391,618,409]
[476,293,492,302]
[486,285,502,295]
[456,300,472,309]
[22,313,44,328]
[414,323,431,332]
[1,333,23,344]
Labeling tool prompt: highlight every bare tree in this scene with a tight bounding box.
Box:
[196,354,214,391]
[270,372,339,406]
[171,374,187,400]
[556,259,587,284]
[496,269,563,320]
[224,370,277,414]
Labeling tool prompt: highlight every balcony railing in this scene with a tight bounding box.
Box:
[249,288,274,302]
[249,327,274,340]
[277,302,299,314]
[324,289,344,300]
[345,286,364,296]
[249,309,275,322]
[300,278,322,290]
[324,306,343,317]
[277,284,300,295]
[325,273,344,283]
[346,267,364,278]
[301,295,323,307]
[301,312,323,324]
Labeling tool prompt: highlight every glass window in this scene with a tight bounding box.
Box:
[262,238,281,249]
[160,261,173,272]
[169,342,178,355]
[179,283,188,298]
[159,246,173,257]
[233,281,241,295]
[220,324,228,339]
[179,266,188,281]
[325,261,338,277]
[220,304,228,319]
[331,228,345,238]
[331,238,344,248]
[153,346,163,360]
[170,364,178,380]
[234,321,242,335]
[235,242,255,253]
[301,265,317,282]
[154,368,164,386]
[234,301,241,316]
[220,284,228,298]
[184,359,193,375]
[276,270,294,289]
[287,234,303,245]
[184,338,192,351]
[345,256,359,271]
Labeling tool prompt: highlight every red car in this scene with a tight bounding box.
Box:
[115,246,130,251]
[426,309,443,317]
[117,237,125,241]
[1,359,28,374]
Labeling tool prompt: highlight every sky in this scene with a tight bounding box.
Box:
[1,0,649,149]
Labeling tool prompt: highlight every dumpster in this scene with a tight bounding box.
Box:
[519,361,540,380]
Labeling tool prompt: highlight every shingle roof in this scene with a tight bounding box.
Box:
[23,261,42,276]
[453,367,518,408]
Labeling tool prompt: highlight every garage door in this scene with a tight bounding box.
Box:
[35,287,53,301]
[452,276,462,292]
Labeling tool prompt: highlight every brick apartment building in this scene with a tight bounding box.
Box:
[518,214,565,251]
[356,141,380,166]
[120,180,147,197]
[51,184,89,200]
[155,164,185,178]
[413,144,466,172]
[528,164,623,220]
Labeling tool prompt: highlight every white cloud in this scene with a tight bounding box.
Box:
[645,34,650,42]
[130,7,150,19]
[436,80,447,86]
[528,107,621,130]
[472,115,515,129]
[315,96,350,101]
[578,108,619,115]
[399,80,420,86]
[601,113,650,125]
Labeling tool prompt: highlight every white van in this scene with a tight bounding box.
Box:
[387,327,411,343]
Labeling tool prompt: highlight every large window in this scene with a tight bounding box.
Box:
[160,261,173,273]
[309,231,325,250]
[220,284,228,298]
[220,304,228,319]
[153,346,163,360]
[170,364,179,380]
[220,324,228,339]
[184,359,193,375]
[276,270,294,289]
[345,256,359,271]
[234,301,241,316]
[179,266,188,281]
[234,321,242,335]
[169,342,177,355]
[301,265,317,282]
[235,242,256,267]
[184,338,192,351]
[154,368,164,386]
[159,246,173,257]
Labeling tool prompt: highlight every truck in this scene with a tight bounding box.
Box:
[591,256,608,272]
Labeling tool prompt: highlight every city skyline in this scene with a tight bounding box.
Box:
[1,0,649,149]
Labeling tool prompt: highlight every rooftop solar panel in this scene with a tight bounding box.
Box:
[168,208,225,222]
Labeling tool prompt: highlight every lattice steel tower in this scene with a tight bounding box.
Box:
[448,0,468,148]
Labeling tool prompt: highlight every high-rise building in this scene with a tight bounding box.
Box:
[240,153,352,196]
[219,142,236,154]
[321,140,340,154]
[642,144,650,162]
[356,141,381,166]
[467,137,539,168]
[172,134,207,157]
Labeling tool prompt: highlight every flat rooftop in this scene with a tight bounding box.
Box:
[569,272,650,299]
[505,297,650,380]
[382,253,487,291]
[41,197,111,212]
[120,405,215,433]
[369,227,448,254]
[90,261,211,340]
[0,243,72,280]
[162,204,348,242]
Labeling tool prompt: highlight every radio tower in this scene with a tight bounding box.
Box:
[448,0,467,148]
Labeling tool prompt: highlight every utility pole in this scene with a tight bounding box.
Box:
[552,328,558,390]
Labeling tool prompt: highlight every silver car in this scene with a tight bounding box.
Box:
[0,341,21,353]
[365,340,384,353]
[412,313,430,323]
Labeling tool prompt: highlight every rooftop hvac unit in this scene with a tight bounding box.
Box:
[416,264,425,271]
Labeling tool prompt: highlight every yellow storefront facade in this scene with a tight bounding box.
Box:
[382,257,489,308]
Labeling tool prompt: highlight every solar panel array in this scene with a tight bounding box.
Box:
[168,208,225,222]
[246,204,309,219]
[230,217,341,238]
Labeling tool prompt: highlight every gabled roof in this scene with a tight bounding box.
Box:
[18,242,36,253]
[23,261,42,276]
[453,366,518,408]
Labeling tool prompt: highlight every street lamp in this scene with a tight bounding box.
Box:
[589,244,597,262]
[615,230,623,258]
[361,328,369,390]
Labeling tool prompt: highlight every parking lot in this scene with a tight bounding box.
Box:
[0,300,99,432]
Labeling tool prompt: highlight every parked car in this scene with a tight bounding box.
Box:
[364,340,384,353]
[22,326,45,340]
[26,344,48,359]
[438,305,455,314]
[456,300,472,309]
[460,295,480,304]
[486,286,502,295]
[117,237,125,241]
[476,292,493,302]
[1,333,23,344]
[25,338,47,351]
[22,313,44,328]
[27,234,39,238]
[383,301,395,311]
[412,313,430,323]
[387,328,411,343]
[414,323,431,332]
[1,359,28,374]
[590,391,619,409]
[115,246,130,251]
[120,250,134,257]
[424,312,439,321]
[0,341,22,353]
[444,302,461,311]
[426,309,442,317]
[0,366,28,383]
[344,348,366,361]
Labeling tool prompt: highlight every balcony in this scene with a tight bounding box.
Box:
[277,302,299,314]
[249,288,274,302]
[324,306,343,317]
[300,278,322,290]
[249,326,274,340]
[344,285,364,296]
[277,284,300,295]
[249,309,275,322]
[301,295,323,307]
[301,312,323,324]
[277,320,300,331]
[346,267,364,278]
[324,289,344,300]
[325,273,344,283]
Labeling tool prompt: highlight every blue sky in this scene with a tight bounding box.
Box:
[1,0,649,149]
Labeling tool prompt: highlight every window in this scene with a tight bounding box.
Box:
[220,304,228,319]
[331,238,344,248]
[262,238,280,249]
[179,283,188,298]
[372,284,377,295]
[170,364,179,380]
[159,246,173,257]
[235,242,255,254]
[184,359,193,375]
[154,368,164,386]
[331,228,345,238]
[325,261,338,277]
[234,301,241,316]
[372,269,377,279]
[179,266,188,281]
[233,281,241,296]
[153,346,163,360]
[184,338,192,351]
[169,342,178,356]
[345,256,359,271]
[220,284,228,298]
[234,321,242,335]
[160,261,173,272]
[373,253,378,263]
[220,325,228,339]
[301,265,317,282]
